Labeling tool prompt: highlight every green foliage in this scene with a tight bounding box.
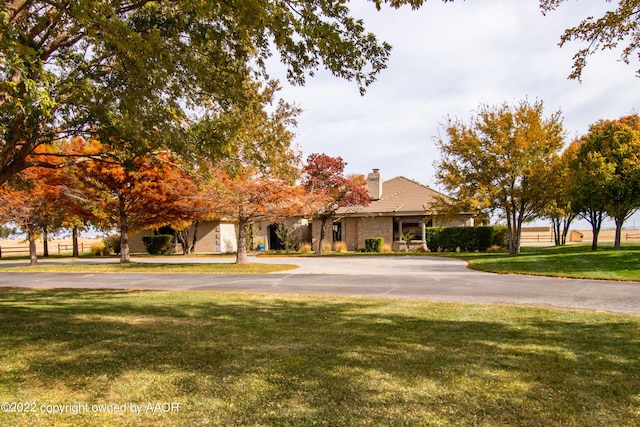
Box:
[399,231,415,242]
[0,225,15,239]
[491,226,508,247]
[1,0,405,184]
[426,226,507,252]
[102,234,121,255]
[275,223,299,252]
[399,231,415,251]
[435,99,565,254]
[365,237,384,252]
[540,0,640,80]
[142,235,174,255]
[568,114,640,249]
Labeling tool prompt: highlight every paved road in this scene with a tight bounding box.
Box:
[1,256,639,315]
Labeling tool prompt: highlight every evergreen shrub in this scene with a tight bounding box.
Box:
[142,235,174,255]
[365,237,384,252]
[426,226,507,252]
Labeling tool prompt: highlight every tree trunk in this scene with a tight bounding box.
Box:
[552,219,561,246]
[72,226,79,257]
[177,222,200,255]
[177,229,189,254]
[561,214,575,246]
[316,216,329,254]
[614,216,624,250]
[592,228,600,251]
[506,208,522,255]
[27,224,37,266]
[42,227,49,257]
[119,198,130,263]
[552,215,575,246]
[586,210,604,251]
[236,219,249,264]
[190,221,199,253]
[508,232,521,254]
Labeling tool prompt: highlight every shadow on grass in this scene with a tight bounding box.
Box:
[1,288,639,426]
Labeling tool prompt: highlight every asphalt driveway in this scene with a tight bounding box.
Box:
[1,255,639,315]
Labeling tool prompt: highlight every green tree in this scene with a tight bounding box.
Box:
[540,0,640,80]
[566,140,609,251]
[544,147,578,246]
[0,0,424,184]
[0,224,15,238]
[435,99,565,254]
[571,115,640,250]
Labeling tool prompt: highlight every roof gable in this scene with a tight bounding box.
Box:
[337,176,449,216]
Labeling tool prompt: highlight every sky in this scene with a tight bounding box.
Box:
[267,0,640,228]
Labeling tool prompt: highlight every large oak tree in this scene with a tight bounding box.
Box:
[0,0,428,185]
[435,99,565,254]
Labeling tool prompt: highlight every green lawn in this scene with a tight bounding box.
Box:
[447,243,640,281]
[1,289,639,426]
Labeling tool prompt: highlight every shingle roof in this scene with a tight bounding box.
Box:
[336,176,449,216]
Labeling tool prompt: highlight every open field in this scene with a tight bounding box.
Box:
[0,238,102,258]
[0,289,639,426]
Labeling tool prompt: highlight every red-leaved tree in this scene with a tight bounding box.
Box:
[302,154,370,254]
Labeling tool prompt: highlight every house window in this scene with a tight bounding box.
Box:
[394,217,424,240]
[333,221,342,242]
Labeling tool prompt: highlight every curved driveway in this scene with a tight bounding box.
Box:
[1,255,639,315]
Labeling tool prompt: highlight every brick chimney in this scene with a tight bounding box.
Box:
[367,168,382,200]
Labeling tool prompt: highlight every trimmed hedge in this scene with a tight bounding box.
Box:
[425,226,507,252]
[142,234,175,255]
[365,237,384,252]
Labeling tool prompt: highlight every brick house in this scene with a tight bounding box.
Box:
[312,169,475,251]
[128,221,239,254]
[129,218,310,254]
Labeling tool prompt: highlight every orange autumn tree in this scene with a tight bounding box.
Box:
[209,167,307,265]
[0,146,68,265]
[67,139,207,262]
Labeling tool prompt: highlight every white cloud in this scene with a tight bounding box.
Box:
[271,0,639,226]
